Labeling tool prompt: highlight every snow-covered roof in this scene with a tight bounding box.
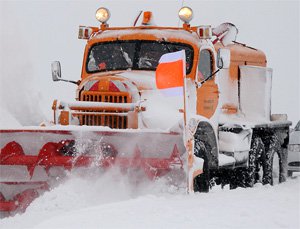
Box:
[214,42,266,64]
[90,28,200,47]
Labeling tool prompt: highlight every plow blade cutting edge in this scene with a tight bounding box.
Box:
[0,128,186,215]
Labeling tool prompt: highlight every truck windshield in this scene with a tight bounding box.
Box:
[86,40,193,74]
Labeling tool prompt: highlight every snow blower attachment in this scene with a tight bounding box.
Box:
[0,129,185,215]
[1,6,291,216]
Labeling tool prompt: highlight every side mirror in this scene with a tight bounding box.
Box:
[51,61,62,82]
[217,48,230,69]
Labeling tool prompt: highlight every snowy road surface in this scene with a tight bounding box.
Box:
[1,171,299,229]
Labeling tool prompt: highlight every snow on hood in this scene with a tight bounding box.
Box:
[115,71,185,130]
[115,71,157,90]
[140,89,184,130]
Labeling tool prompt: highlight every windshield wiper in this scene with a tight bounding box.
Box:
[195,69,220,88]
[162,38,172,52]
[119,46,133,66]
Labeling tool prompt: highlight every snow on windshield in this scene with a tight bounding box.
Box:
[86,40,193,73]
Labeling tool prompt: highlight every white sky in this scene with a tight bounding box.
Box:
[0,0,299,125]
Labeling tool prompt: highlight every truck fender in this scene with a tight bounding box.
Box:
[185,117,218,192]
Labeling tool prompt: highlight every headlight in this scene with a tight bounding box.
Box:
[288,144,300,152]
[95,7,110,23]
[178,6,193,24]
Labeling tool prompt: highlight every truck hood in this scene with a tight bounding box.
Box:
[78,70,185,131]
[79,70,157,92]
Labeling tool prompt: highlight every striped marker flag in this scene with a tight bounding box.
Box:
[155,50,186,96]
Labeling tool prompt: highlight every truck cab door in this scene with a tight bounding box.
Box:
[195,48,220,124]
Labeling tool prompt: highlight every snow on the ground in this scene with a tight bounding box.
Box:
[1,169,299,229]
[1,102,299,229]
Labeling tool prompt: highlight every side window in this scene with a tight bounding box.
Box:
[198,49,213,81]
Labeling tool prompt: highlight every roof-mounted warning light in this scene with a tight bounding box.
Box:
[142,11,154,25]
[78,26,93,39]
[78,26,99,40]
[95,7,110,29]
[178,6,193,28]
[198,26,212,39]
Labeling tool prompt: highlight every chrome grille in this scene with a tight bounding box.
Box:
[81,92,129,103]
[78,91,131,128]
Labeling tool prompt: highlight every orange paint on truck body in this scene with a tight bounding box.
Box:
[196,79,219,118]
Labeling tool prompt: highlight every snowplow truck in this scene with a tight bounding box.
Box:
[0,7,291,216]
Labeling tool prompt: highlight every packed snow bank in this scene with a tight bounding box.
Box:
[1,173,299,229]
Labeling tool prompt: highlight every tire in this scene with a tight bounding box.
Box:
[263,134,283,185]
[192,121,218,192]
[271,151,280,185]
[287,170,293,177]
[229,137,264,189]
[193,138,210,192]
[193,157,210,192]
[246,137,265,187]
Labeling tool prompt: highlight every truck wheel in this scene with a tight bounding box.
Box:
[229,137,264,189]
[193,157,210,192]
[263,134,282,185]
[193,139,210,192]
[271,151,280,185]
[192,121,217,192]
[246,137,265,187]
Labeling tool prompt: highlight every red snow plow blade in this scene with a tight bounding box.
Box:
[0,128,185,215]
